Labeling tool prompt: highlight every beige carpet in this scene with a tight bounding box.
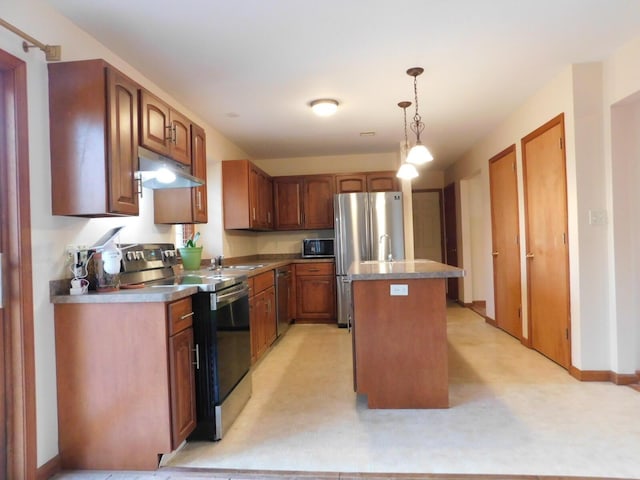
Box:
[159,304,640,478]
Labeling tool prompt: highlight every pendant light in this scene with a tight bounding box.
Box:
[406,67,434,165]
[396,101,419,180]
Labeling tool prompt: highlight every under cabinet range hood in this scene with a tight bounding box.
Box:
[136,146,204,189]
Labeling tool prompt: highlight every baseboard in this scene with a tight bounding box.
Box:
[569,366,640,385]
[37,454,61,480]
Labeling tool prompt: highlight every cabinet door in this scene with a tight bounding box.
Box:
[296,274,336,322]
[263,286,277,347]
[367,172,400,192]
[304,175,335,229]
[107,68,140,215]
[259,172,274,228]
[274,177,303,230]
[168,327,196,448]
[249,294,259,364]
[336,174,366,193]
[253,291,267,360]
[140,89,171,156]
[191,123,208,223]
[248,166,261,229]
[170,109,192,166]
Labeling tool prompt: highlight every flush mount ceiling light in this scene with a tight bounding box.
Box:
[310,98,339,116]
[396,101,419,180]
[405,67,434,165]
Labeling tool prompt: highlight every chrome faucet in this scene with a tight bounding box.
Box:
[379,233,393,262]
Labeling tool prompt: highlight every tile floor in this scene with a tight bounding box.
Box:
[53,304,640,480]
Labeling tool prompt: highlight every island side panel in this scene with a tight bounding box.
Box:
[353,278,448,408]
[55,302,172,470]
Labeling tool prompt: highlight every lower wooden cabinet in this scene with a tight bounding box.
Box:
[53,297,196,470]
[249,271,276,363]
[295,262,336,323]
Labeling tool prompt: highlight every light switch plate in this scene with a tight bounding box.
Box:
[390,284,408,296]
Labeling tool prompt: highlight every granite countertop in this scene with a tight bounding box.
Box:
[347,259,464,281]
[51,257,335,304]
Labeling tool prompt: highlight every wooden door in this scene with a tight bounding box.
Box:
[263,286,277,347]
[522,114,571,369]
[273,177,303,230]
[168,327,196,448]
[489,146,522,339]
[443,183,459,300]
[0,50,36,480]
[191,123,208,223]
[0,67,6,480]
[367,172,400,192]
[107,68,139,215]
[139,89,171,155]
[304,175,335,229]
[412,189,444,262]
[336,174,366,193]
[169,109,191,166]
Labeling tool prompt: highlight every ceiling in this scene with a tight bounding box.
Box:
[49,0,640,170]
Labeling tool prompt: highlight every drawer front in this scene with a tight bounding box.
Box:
[296,262,334,276]
[168,297,194,335]
[253,270,274,293]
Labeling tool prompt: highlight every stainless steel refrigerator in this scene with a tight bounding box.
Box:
[334,192,405,327]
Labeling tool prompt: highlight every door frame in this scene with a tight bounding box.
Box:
[443,182,459,300]
[0,49,37,480]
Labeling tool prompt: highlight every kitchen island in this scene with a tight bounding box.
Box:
[347,259,464,409]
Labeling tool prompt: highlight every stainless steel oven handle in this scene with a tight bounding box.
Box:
[211,282,249,309]
[193,343,200,370]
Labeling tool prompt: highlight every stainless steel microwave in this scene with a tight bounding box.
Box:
[302,238,334,258]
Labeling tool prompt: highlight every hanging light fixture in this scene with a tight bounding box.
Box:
[396,101,419,180]
[405,67,434,165]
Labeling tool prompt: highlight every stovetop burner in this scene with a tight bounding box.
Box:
[118,243,247,292]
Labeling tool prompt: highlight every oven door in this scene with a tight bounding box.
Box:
[192,281,250,436]
[211,282,251,403]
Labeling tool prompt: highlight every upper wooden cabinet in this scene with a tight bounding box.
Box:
[139,89,192,166]
[48,59,140,217]
[273,175,335,230]
[336,171,400,193]
[153,123,208,224]
[222,160,273,230]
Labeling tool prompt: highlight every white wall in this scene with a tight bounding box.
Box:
[603,35,640,373]
[446,35,640,374]
[2,0,246,465]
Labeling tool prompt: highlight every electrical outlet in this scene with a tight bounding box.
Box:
[65,245,90,265]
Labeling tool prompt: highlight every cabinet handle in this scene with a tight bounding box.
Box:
[180,311,195,320]
[172,125,177,144]
[193,343,200,370]
[526,253,535,259]
[134,175,143,198]
[267,211,271,223]
[308,269,320,273]
[165,124,173,141]
[252,207,256,221]
[196,191,202,210]
[492,251,499,257]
